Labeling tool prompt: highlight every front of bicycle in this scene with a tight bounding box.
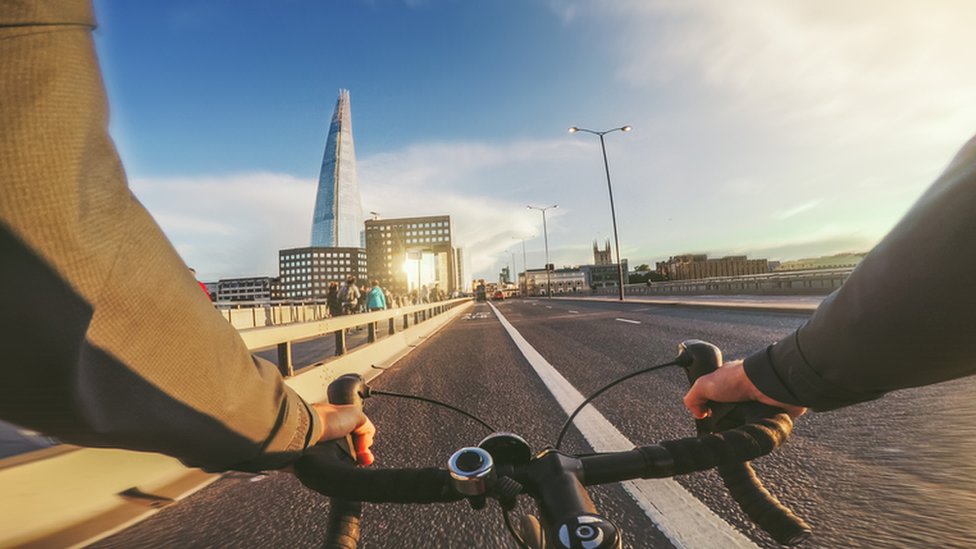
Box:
[295,340,811,548]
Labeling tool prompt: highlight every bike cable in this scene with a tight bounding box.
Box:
[369,389,496,433]
[554,360,680,450]
[502,508,532,549]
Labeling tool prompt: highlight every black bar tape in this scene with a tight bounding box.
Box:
[295,444,462,503]
[717,462,811,545]
[324,499,362,549]
[658,414,792,476]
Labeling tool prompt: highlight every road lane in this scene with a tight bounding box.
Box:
[94,302,671,549]
[498,298,976,548]
[94,297,976,548]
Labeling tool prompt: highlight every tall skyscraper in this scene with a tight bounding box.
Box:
[310,89,365,248]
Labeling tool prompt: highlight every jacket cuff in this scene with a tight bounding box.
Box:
[743,330,883,411]
[230,387,323,472]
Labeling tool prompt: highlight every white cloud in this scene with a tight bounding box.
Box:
[130,172,316,281]
[772,199,823,221]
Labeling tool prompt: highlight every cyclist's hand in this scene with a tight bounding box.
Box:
[312,403,376,466]
[683,360,807,419]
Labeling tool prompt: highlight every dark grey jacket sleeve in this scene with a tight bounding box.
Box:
[743,135,976,411]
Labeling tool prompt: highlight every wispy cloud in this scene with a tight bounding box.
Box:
[772,199,823,221]
[130,172,316,281]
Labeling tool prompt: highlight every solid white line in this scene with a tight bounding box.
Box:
[488,302,756,549]
[615,318,641,324]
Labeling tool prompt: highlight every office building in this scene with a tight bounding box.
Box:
[279,246,367,300]
[364,215,458,297]
[521,267,586,296]
[656,254,768,281]
[310,89,365,248]
[215,276,281,302]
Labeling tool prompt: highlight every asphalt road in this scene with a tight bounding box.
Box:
[95,299,976,548]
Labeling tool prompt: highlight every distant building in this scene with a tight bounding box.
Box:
[656,254,768,281]
[455,248,467,294]
[774,253,865,271]
[279,246,367,300]
[310,89,365,248]
[364,215,459,298]
[521,267,586,296]
[593,240,613,265]
[581,260,629,289]
[216,276,281,302]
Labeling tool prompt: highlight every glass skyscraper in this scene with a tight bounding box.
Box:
[310,89,365,248]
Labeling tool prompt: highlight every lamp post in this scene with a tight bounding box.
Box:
[510,250,517,290]
[512,235,533,297]
[527,205,558,299]
[569,125,631,301]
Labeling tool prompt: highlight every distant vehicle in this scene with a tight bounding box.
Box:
[475,284,487,302]
[492,290,505,300]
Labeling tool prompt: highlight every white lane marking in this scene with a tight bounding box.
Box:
[568,310,579,314]
[615,318,641,324]
[488,302,756,549]
[546,306,553,309]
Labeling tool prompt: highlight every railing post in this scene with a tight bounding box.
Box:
[368,322,377,343]
[389,316,396,335]
[414,311,420,324]
[277,342,293,377]
[335,329,347,356]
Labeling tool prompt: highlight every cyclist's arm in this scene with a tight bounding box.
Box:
[741,134,976,411]
[0,1,325,472]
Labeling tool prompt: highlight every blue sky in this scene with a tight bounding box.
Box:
[92,1,976,281]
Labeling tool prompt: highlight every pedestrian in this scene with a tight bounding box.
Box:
[326,281,342,318]
[340,275,361,315]
[366,280,387,312]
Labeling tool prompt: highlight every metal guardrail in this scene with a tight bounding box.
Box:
[594,268,855,297]
[237,298,471,376]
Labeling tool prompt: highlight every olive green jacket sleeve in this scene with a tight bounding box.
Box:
[0,0,323,471]
[744,134,976,411]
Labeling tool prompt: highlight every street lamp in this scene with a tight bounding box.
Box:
[527,205,558,299]
[569,125,631,300]
[512,235,534,297]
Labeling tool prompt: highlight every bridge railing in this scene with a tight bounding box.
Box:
[237,298,471,376]
[593,268,855,297]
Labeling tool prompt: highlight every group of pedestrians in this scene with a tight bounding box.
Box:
[325,277,393,318]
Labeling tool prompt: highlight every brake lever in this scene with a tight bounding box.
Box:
[676,340,811,545]
[327,373,371,461]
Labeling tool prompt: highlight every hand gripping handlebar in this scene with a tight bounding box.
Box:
[321,374,369,549]
[676,340,811,545]
[296,343,811,547]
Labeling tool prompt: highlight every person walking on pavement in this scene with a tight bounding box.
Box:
[366,281,387,312]
[326,281,342,318]
[339,276,360,315]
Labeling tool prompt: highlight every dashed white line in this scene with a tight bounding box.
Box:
[546,306,552,309]
[568,310,579,314]
[488,302,756,549]
[615,318,641,324]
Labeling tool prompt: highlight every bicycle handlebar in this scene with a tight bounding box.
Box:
[297,341,811,546]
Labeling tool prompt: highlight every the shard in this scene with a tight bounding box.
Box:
[310,89,364,248]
